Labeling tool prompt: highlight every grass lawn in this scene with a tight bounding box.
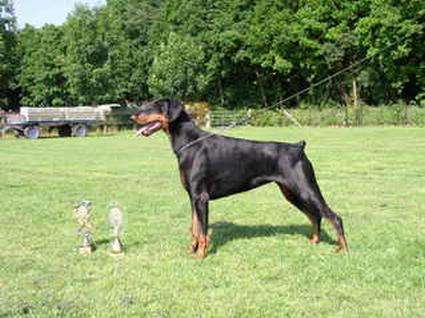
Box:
[0,127,424,317]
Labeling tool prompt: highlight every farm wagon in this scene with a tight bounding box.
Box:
[1,105,119,139]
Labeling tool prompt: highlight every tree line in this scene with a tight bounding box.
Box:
[0,0,424,110]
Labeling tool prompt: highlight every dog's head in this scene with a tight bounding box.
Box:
[131,99,184,136]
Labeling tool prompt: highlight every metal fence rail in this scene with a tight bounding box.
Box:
[209,109,249,127]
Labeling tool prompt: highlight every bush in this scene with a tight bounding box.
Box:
[210,104,425,127]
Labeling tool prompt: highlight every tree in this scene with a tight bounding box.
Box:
[0,0,18,109]
[148,32,209,100]
[17,25,67,106]
[2,0,424,109]
[99,0,163,102]
[63,4,110,105]
[355,0,425,104]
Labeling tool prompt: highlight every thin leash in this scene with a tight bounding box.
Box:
[175,33,413,154]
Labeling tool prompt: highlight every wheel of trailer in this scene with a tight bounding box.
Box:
[1,127,21,138]
[24,126,40,139]
[58,125,72,137]
[72,124,87,137]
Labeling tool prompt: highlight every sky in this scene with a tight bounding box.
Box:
[14,0,105,28]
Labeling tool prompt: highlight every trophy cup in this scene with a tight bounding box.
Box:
[73,200,95,255]
[108,204,124,254]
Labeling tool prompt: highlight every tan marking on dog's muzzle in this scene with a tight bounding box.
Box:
[134,113,170,134]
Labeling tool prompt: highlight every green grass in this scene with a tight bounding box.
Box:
[0,127,424,317]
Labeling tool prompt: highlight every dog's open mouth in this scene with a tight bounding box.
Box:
[136,121,162,137]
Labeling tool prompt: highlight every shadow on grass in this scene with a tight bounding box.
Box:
[209,221,336,254]
[92,238,110,252]
[95,238,110,246]
[94,237,144,253]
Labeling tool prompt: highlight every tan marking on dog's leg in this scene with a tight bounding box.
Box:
[326,218,348,253]
[306,214,321,244]
[188,207,199,254]
[196,235,208,259]
[335,235,348,253]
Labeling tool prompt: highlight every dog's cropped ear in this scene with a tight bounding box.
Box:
[162,99,183,122]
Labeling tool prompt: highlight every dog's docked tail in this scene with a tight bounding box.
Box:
[296,140,306,150]
[293,140,307,161]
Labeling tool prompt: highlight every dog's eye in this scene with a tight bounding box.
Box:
[139,103,151,111]
[143,108,160,115]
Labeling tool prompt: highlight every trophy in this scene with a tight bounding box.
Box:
[73,200,95,255]
[108,204,124,254]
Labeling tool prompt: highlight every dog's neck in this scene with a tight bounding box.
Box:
[168,111,206,153]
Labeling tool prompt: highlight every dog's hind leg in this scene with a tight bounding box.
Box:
[278,183,322,245]
[188,204,199,254]
[277,153,348,252]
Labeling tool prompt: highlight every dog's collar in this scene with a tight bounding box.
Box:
[175,132,216,155]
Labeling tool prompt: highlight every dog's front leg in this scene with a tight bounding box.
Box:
[193,192,209,259]
[188,204,199,254]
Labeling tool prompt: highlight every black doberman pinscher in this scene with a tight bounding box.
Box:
[131,99,348,258]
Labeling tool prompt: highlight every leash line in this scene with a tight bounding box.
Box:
[217,33,412,132]
[175,32,415,154]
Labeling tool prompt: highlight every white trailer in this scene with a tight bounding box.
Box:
[2,105,119,139]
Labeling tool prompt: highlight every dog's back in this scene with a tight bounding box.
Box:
[181,134,306,199]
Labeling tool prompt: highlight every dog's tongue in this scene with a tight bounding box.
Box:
[137,121,161,137]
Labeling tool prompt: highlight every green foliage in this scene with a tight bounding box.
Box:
[355,0,425,103]
[17,25,67,106]
[63,5,110,105]
[1,0,424,108]
[235,104,425,127]
[0,0,18,108]
[148,32,209,99]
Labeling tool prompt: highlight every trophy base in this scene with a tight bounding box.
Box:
[79,245,92,255]
[109,252,125,259]
[111,238,124,254]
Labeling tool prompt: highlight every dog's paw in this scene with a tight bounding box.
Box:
[334,246,348,253]
[195,248,207,259]
[187,245,198,254]
[308,235,320,245]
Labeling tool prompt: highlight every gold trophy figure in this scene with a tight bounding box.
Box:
[73,200,95,255]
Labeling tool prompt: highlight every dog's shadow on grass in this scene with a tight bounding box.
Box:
[92,238,110,252]
[93,238,143,253]
[209,221,336,254]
